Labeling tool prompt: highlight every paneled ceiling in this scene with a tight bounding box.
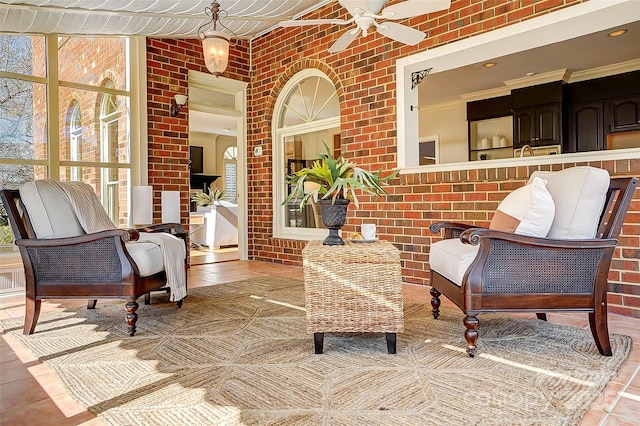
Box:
[0,0,331,38]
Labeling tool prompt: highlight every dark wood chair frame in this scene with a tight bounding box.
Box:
[1,188,187,337]
[429,177,638,357]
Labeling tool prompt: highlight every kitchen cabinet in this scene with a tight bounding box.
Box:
[513,103,562,148]
[608,96,640,133]
[567,101,605,153]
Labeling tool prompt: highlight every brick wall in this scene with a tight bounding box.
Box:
[148,0,640,317]
[145,38,249,222]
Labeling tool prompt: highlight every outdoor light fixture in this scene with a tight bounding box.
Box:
[170,94,188,117]
[198,1,236,77]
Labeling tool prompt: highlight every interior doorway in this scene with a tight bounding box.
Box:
[187,70,248,264]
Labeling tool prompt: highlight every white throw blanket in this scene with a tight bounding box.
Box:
[43,180,187,302]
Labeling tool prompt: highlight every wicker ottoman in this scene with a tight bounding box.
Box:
[302,239,404,354]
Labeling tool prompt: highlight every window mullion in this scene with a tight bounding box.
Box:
[46,34,60,180]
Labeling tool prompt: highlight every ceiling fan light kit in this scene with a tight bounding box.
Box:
[280,0,451,53]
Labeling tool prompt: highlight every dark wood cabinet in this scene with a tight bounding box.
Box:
[513,103,561,148]
[608,96,640,133]
[567,101,605,153]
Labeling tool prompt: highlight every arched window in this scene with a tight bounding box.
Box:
[68,101,82,181]
[223,146,237,202]
[100,80,119,222]
[272,69,340,240]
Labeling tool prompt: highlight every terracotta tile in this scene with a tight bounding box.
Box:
[0,375,49,412]
[589,381,624,413]
[613,361,640,386]
[0,397,98,426]
[607,386,640,421]
[0,359,40,384]
[602,413,640,425]
[580,408,606,424]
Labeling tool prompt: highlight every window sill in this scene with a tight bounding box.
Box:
[398,148,640,175]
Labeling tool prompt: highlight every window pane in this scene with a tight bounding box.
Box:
[0,77,48,160]
[58,37,128,90]
[58,86,129,163]
[284,128,339,229]
[281,77,339,127]
[59,166,130,228]
[0,35,46,78]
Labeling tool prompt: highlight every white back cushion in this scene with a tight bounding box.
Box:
[19,181,85,238]
[528,166,610,239]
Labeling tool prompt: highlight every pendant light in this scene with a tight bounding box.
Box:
[198,1,236,77]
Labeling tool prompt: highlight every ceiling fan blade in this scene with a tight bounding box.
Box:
[377,22,425,45]
[382,0,451,20]
[339,0,389,16]
[280,19,349,27]
[328,29,361,53]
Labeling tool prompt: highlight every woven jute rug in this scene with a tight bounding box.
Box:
[1,277,631,425]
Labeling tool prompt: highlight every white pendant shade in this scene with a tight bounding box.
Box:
[202,31,230,76]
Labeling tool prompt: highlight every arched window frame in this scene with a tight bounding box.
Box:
[68,100,82,181]
[272,69,340,241]
[99,80,120,222]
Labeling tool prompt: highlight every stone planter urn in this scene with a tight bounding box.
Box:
[318,198,350,245]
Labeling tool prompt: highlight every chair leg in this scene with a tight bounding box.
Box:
[536,313,547,321]
[463,315,479,358]
[589,311,612,356]
[87,300,97,309]
[386,332,397,354]
[23,296,41,335]
[125,300,139,337]
[313,332,324,354]
[430,287,441,319]
[176,297,185,308]
[144,293,151,305]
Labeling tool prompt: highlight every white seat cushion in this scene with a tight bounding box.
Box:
[489,176,555,237]
[125,241,165,277]
[429,239,479,286]
[529,166,610,239]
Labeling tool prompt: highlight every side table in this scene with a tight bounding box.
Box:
[302,239,404,354]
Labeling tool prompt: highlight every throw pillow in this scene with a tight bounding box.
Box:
[489,177,555,237]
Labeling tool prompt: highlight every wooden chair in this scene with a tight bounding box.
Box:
[428,168,637,357]
[1,182,187,337]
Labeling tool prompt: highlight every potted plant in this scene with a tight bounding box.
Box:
[283,143,397,245]
[191,186,226,209]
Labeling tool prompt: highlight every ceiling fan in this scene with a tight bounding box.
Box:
[280,0,451,53]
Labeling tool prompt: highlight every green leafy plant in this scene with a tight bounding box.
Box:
[283,143,397,211]
[191,186,226,207]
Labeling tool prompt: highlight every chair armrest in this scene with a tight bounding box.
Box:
[460,228,617,250]
[430,222,477,240]
[460,229,618,295]
[15,228,139,248]
[136,223,185,234]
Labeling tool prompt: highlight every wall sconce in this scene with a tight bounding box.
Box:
[170,94,188,117]
[197,1,237,77]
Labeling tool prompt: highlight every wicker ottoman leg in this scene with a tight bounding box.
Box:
[386,333,397,354]
[314,332,324,354]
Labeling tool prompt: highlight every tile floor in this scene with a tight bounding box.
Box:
[1,260,639,425]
